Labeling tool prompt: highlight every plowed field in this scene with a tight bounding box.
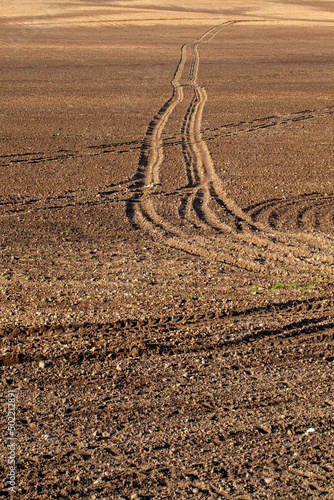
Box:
[1,1,334,498]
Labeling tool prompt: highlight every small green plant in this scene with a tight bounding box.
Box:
[270,282,284,290]
[271,282,301,290]
[250,285,259,290]
[64,227,72,234]
[270,282,314,292]
[68,252,77,258]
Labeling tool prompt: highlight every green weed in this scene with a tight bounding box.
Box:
[270,282,284,290]
[271,282,314,292]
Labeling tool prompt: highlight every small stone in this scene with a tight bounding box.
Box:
[38,360,45,369]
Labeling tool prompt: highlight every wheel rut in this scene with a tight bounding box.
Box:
[1,106,332,169]
[2,22,333,274]
[126,21,334,275]
[1,295,333,366]
[245,192,334,234]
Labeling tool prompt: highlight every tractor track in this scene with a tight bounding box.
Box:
[0,21,328,273]
[1,21,333,354]
[1,105,332,169]
[245,191,334,233]
[2,22,329,277]
[124,21,334,276]
[1,293,333,367]
[2,15,334,500]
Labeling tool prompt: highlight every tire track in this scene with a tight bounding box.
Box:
[1,106,332,169]
[127,20,267,274]
[245,192,334,234]
[179,53,334,265]
[0,177,140,218]
[178,33,254,236]
[202,105,334,142]
[126,21,334,276]
[2,22,333,274]
[0,140,141,168]
[127,21,268,273]
[1,295,333,366]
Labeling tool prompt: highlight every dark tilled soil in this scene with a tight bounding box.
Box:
[1,7,334,500]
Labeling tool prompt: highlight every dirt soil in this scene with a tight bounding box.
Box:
[1,1,334,499]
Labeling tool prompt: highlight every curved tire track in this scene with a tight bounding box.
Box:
[1,295,333,366]
[1,106,332,169]
[127,21,334,275]
[245,192,334,234]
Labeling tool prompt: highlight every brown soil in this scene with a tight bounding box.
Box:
[1,2,334,499]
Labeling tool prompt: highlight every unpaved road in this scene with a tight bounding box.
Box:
[1,1,334,498]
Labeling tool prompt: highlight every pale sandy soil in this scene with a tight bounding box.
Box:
[3,0,334,26]
[1,1,334,499]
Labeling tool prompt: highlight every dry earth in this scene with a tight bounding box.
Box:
[1,1,334,499]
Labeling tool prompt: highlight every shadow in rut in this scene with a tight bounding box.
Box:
[125,94,176,227]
